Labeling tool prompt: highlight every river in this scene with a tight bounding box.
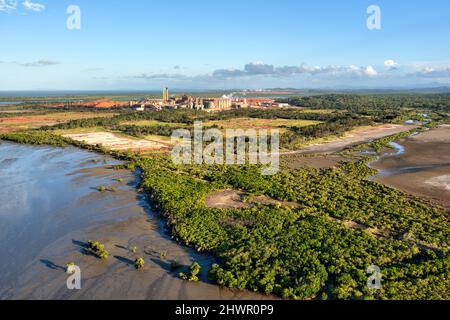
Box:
[0,142,269,300]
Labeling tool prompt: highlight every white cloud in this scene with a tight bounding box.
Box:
[133,73,189,80]
[20,59,60,67]
[0,0,18,12]
[416,66,450,78]
[245,61,276,75]
[345,65,374,77]
[22,0,44,12]
[422,67,435,74]
[406,60,450,78]
[134,62,382,84]
[364,65,378,77]
[212,62,370,79]
[384,59,399,70]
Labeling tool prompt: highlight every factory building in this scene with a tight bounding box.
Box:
[163,87,170,101]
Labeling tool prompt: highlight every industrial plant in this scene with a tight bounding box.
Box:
[130,88,284,112]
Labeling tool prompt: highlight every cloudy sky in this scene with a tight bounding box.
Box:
[1,0,450,90]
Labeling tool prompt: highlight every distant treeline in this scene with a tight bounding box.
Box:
[114,125,181,137]
[197,108,337,122]
[280,93,450,114]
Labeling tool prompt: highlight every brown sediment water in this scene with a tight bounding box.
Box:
[0,142,271,300]
[369,125,450,210]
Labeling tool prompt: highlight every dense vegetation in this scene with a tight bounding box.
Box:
[86,241,109,260]
[130,154,449,300]
[0,131,69,146]
[180,262,202,282]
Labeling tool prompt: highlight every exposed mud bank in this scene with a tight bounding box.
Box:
[370,125,450,210]
[0,142,271,300]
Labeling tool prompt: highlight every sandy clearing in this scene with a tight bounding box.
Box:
[0,112,116,132]
[64,132,170,152]
[0,112,115,124]
[205,190,250,209]
[205,190,300,209]
[425,175,450,191]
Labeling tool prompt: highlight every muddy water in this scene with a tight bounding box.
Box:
[370,125,450,210]
[0,142,269,300]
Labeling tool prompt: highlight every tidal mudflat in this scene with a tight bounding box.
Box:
[370,125,450,210]
[282,124,415,155]
[0,143,269,300]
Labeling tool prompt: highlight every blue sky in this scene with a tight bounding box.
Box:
[1,0,450,90]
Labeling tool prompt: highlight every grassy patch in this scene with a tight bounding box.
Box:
[203,118,321,132]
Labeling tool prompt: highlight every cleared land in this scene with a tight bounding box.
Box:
[205,190,249,209]
[0,112,116,133]
[64,132,170,152]
[205,190,300,209]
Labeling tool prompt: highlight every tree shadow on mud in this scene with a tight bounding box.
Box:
[72,239,89,252]
[72,239,98,258]
[40,259,65,271]
[150,257,186,277]
[115,244,129,251]
[114,255,134,267]
[142,247,185,276]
